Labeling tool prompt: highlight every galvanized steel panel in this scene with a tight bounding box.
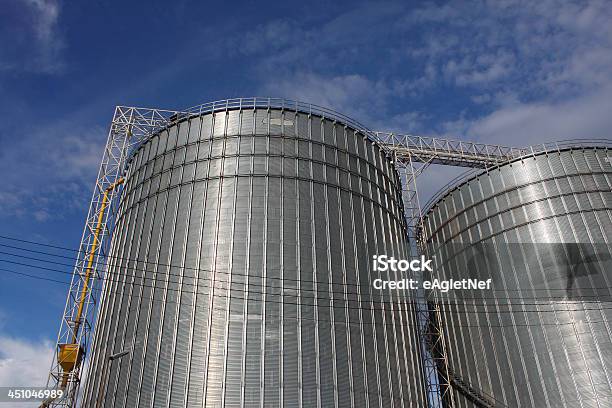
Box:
[423,148,612,408]
[83,108,427,407]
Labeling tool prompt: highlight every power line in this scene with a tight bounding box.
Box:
[0,266,428,330]
[3,249,612,310]
[2,255,612,319]
[2,247,612,307]
[3,233,611,295]
[2,266,610,331]
[0,235,374,291]
[1,235,610,300]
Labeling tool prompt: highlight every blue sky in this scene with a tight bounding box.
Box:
[0,0,611,389]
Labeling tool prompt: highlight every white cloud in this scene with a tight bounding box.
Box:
[392,0,612,151]
[249,0,612,142]
[0,336,54,408]
[0,0,64,74]
[33,209,50,222]
[234,20,303,56]
[25,0,59,43]
[443,51,516,86]
[0,121,105,221]
[0,336,53,396]
[464,85,612,146]
[380,111,429,134]
[413,0,612,98]
[260,72,390,121]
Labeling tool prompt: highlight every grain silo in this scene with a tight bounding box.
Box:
[80,102,427,407]
[422,146,612,407]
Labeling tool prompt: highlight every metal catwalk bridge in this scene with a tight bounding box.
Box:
[373,131,529,168]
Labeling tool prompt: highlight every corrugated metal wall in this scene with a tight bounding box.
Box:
[423,147,612,407]
[82,107,426,407]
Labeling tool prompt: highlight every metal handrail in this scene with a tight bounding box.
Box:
[116,97,377,143]
[116,97,394,166]
[182,97,376,138]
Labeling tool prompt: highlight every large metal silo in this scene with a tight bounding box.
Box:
[81,103,427,407]
[422,146,612,407]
